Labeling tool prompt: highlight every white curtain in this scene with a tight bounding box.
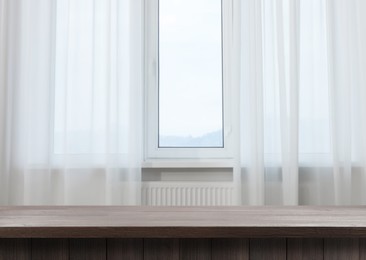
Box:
[2,0,366,206]
[0,0,143,205]
[240,0,366,205]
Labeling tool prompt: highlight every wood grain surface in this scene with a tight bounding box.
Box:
[179,239,211,260]
[1,206,366,238]
[0,238,365,259]
[69,239,106,260]
[361,238,366,260]
[324,238,360,260]
[250,238,286,260]
[212,238,249,260]
[0,238,30,260]
[144,238,179,260]
[287,238,323,260]
[107,238,143,260]
[32,239,68,260]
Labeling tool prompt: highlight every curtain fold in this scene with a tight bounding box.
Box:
[240,0,366,205]
[326,0,366,205]
[0,0,8,204]
[278,0,300,205]
[240,0,265,205]
[0,0,143,205]
[2,0,366,206]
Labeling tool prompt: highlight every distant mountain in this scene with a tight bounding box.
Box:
[160,129,223,147]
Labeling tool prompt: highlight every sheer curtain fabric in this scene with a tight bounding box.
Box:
[1,0,366,206]
[0,0,143,205]
[240,0,366,205]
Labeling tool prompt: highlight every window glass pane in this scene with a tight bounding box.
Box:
[159,0,223,147]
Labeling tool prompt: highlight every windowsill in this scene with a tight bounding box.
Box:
[142,159,235,169]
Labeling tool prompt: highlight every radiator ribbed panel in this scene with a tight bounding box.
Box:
[142,182,236,206]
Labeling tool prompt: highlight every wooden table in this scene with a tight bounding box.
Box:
[1,206,366,259]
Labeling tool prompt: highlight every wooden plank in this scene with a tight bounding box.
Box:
[212,238,249,260]
[324,238,359,260]
[32,239,68,260]
[2,206,366,238]
[0,238,31,260]
[250,238,286,260]
[69,238,106,260]
[144,238,179,260]
[179,239,211,260]
[107,238,143,260]
[287,238,323,260]
[360,238,366,260]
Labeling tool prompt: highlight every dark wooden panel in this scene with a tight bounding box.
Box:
[107,238,143,260]
[324,238,359,260]
[144,239,179,260]
[212,238,249,260]
[0,239,31,260]
[32,239,68,260]
[250,238,286,260]
[179,239,211,260]
[69,239,106,260]
[361,238,366,260]
[287,238,323,260]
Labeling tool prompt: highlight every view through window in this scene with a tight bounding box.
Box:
[158,0,223,148]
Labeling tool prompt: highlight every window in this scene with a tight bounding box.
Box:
[159,0,223,148]
[145,0,239,159]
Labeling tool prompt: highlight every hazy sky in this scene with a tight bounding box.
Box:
[159,0,223,138]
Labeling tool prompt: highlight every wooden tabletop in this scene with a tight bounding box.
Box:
[1,206,366,238]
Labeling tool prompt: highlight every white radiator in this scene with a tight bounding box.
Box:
[142,182,237,206]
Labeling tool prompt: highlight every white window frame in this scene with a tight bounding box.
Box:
[144,0,240,160]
